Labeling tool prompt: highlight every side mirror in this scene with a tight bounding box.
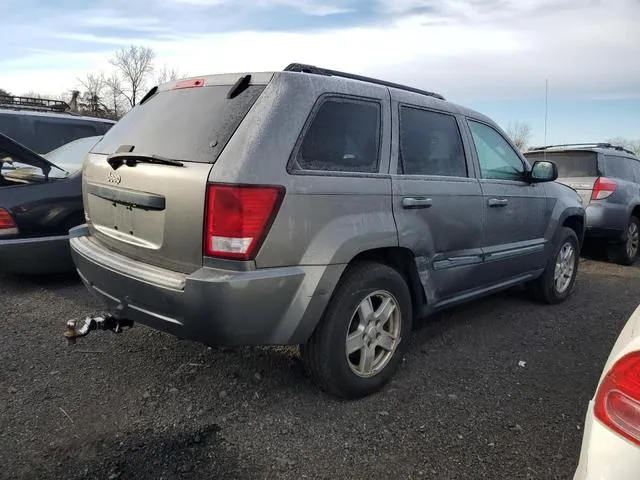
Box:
[530,160,558,183]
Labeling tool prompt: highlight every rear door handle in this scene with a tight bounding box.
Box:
[402,197,433,209]
[488,197,508,207]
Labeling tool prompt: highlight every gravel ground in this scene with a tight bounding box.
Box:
[1,256,638,480]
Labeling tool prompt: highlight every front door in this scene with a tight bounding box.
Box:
[391,104,485,304]
[465,119,549,284]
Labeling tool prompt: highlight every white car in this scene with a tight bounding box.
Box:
[574,304,640,479]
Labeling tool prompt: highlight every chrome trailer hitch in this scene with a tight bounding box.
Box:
[64,314,134,345]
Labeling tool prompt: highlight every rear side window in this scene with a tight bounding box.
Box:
[33,119,99,153]
[605,155,636,181]
[93,84,266,163]
[399,106,467,177]
[0,113,106,153]
[0,113,28,146]
[525,151,599,178]
[293,97,381,174]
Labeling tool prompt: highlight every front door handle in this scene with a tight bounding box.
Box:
[402,197,433,209]
[488,197,508,207]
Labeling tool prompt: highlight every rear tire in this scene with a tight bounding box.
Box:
[607,216,639,266]
[300,261,412,399]
[527,227,579,304]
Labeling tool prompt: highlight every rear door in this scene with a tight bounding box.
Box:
[465,119,549,283]
[391,103,485,303]
[82,76,269,274]
[525,150,601,204]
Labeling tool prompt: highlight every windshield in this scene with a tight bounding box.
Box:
[525,151,599,178]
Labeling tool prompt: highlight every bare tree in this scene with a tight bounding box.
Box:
[78,73,106,116]
[155,63,186,84]
[606,137,640,155]
[110,45,156,107]
[506,122,532,151]
[104,72,126,120]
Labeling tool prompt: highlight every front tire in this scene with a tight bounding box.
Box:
[607,216,639,266]
[527,227,580,304]
[301,261,413,399]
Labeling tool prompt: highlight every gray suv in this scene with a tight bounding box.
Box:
[525,144,640,265]
[68,64,585,398]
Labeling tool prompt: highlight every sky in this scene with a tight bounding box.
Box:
[2,0,639,145]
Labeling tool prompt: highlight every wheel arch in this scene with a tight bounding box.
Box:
[561,213,585,247]
[349,247,426,314]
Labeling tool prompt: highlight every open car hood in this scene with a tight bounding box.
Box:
[0,131,62,177]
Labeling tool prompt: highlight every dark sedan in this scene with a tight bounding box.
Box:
[0,134,101,274]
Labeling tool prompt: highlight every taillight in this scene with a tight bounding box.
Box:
[0,208,18,236]
[204,184,284,260]
[591,177,617,200]
[594,351,640,446]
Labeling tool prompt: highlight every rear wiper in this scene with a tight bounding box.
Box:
[107,152,184,170]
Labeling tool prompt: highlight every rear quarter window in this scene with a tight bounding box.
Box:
[291,96,381,174]
[604,155,636,181]
[631,159,640,183]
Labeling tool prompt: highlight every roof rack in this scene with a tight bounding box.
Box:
[284,63,446,101]
[0,94,70,113]
[529,143,636,155]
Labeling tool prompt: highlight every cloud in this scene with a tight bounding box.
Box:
[166,0,353,15]
[1,0,639,103]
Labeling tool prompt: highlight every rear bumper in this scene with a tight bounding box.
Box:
[584,203,627,240]
[0,235,72,274]
[70,232,343,346]
[574,402,640,479]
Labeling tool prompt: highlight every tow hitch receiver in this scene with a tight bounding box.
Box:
[64,315,134,345]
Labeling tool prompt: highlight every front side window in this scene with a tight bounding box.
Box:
[399,106,467,177]
[468,120,525,181]
[295,97,381,173]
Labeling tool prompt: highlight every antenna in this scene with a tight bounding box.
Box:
[544,78,549,161]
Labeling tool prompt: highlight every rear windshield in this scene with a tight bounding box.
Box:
[92,84,266,163]
[525,151,599,177]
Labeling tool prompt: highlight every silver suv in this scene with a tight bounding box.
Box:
[69,64,585,398]
[525,144,640,265]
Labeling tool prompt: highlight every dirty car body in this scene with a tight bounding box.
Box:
[0,134,101,274]
[70,65,585,398]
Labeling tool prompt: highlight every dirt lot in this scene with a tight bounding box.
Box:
[1,256,638,480]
